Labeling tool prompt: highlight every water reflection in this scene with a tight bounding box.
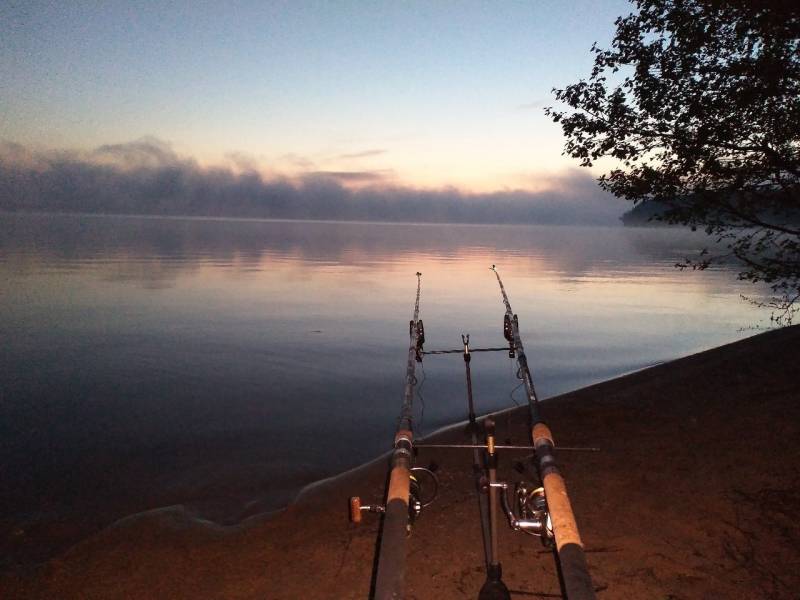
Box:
[0,213,771,564]
[1,212,736,279]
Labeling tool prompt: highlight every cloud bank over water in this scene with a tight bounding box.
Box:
[0,138,625,225]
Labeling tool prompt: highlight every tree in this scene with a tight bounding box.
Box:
[547,0,800,323]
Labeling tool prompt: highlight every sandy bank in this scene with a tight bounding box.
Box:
[3,326,799,599]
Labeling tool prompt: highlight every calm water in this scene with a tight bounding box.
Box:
[0,213,770,556]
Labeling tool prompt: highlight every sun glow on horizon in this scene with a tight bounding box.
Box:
[1,1,633,196]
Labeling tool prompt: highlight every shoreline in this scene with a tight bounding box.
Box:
[3,326,799,598]
[0,353,674,572]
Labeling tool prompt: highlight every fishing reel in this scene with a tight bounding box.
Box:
[410,319,425,362]
[350,466,438,530]
[502,314,515,358]
[491,481,554,546]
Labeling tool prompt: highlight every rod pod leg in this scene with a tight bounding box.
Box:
[479,419,511,600]
[478,564,510,600]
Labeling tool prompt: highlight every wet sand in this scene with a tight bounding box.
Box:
[3,325,799,599]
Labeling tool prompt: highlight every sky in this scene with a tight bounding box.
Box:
[1,0,633,196]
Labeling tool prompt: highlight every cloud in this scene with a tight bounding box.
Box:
[517,99,548,110]
[336,149,387,160]
[90,136,187,170]
[224,151,261,173]
[277,153,316,170]
[0,138,626,225]
[306,170,393,184]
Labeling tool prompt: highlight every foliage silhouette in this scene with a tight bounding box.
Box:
[548,0,800,323]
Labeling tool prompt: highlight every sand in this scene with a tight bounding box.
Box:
[3,325,799,599]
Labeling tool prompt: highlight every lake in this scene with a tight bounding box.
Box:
[0,212,771,562]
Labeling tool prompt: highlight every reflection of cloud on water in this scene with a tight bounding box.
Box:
[0,213,772,312]
[98,257,196,290]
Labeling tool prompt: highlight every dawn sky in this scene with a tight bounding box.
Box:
[1,0,631,192]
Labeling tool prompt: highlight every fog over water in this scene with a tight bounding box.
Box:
[0,139,625,224]
[0,212,771,564]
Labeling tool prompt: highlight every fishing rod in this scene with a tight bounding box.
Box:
[350,272,434,600]
[490,266,596,600]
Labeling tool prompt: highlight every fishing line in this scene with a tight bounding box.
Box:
[509,381,523,407]
[415,361,427,433]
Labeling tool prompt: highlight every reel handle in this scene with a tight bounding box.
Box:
[350,497,362,523]
[349,496,386,523]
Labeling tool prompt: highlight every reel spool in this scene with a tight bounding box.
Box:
[493,481,554,546]
[407,466,438,527]
[516,483,554,546]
